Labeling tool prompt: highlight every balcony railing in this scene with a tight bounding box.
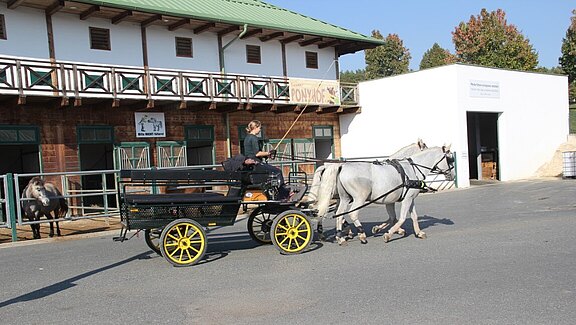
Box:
[0,56,359,107]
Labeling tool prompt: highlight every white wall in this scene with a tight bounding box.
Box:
[341,64,569,188]
[147,27,219,72]
[455,65,569,182]
[0,4,49,59]
[285,44,337,80]
[52,14,143,66]
[223,35,284,76]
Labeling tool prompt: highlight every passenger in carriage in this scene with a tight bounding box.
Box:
[243,120,291,200]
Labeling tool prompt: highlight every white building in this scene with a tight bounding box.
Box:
[340,64,569,188]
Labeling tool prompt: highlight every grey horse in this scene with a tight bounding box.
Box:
[307,139,428,240]
[315,146,454,245]
[21,177,69,239]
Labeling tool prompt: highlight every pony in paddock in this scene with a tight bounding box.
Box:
[315,146,454,245]
[307,139,428,239]
[21,177,69,239]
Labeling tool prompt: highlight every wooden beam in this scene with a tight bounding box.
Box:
[146,99,154,109]
[74,98,82,107]
[141,14,162,28]
[80,5,100,20]
[318,40,339,49]
[193,22,215,34]
[218,25,240,37]
[168,18,190,31]
[299,37,323,47]
[209,102,217,110]
[111,10,133,25]
[7,0,26,9]
[280,34,304,44]
[45,0,65,16]
[259,32,283,42]
[241,28,262,39]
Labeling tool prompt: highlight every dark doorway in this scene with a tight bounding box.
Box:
[467,112,500,180]
[79,143,115,207]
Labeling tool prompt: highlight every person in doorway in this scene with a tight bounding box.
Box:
[243,120,291,200]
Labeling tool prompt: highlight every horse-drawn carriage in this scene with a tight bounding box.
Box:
[115,166,314,266]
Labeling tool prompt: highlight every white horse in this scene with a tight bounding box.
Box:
[307,139,428,239]
[315,146,454,245]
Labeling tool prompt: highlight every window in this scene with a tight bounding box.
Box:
[246,45,261,64]
[305,51,318,69]
[77,126,114,144]
[0,14,6,40]
[175,37,193,57]
[89,27,110,50]
[0,125,39,144]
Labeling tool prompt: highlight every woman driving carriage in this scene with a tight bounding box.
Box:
[243,120,291,200]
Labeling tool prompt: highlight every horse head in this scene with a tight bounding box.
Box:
[28,177,50,206]
[438,145,455,181]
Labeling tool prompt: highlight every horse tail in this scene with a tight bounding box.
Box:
[306,165,326,204]
[58,197,69,218]
[315,163,341,217]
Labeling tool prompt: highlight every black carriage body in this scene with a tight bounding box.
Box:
[118,169,249,229]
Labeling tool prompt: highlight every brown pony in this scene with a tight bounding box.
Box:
[21,177,69,239]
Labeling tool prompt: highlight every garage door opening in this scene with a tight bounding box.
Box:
[467,112,500,181]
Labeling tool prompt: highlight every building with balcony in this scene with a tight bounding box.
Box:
[0,0,382,195]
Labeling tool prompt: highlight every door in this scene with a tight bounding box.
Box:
[467,112,500,180]
[77,126,115,207]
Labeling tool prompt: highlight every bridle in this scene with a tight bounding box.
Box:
[408,151,455,181]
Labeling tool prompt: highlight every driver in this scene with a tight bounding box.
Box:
[243,120,291,200]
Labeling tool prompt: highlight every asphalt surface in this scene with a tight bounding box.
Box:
[1,178,575,324]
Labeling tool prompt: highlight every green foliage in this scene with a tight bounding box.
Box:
[534,66,565,74]
[339,69,366,83]
[365,30,411,79]
[419,43,457,70]
[452,9,538,71]
[560,10,576,84]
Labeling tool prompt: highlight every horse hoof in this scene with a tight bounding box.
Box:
[336,237,347,246]
[372,226,380,234]
[383,233,392,243]
[319,233,327,241]
[417,232,427,239]
[397,228,406,236]
[359,233,367,244]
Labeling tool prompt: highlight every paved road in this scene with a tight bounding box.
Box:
[1,178,575,324]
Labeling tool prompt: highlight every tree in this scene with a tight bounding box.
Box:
[560,10,576,84]
[365,30,411,79]
[339,69,366,83]
[452,9,538,71]
[419,43,457,70]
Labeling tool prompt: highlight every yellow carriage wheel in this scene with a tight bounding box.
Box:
[160,219,206,267]
[271,210,312,254]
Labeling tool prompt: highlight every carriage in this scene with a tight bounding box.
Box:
[115,166,315,267]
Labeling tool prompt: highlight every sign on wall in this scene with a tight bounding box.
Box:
[289,78,341,105]
[469,80,500,99]
[135,112,166,138]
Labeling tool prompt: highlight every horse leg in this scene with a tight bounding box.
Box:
[348,207,367,244]
[383,198,413,242]
[44,212,56,238]
[334,198,350,246]
[411,206,426,239]
[372,204,404,236]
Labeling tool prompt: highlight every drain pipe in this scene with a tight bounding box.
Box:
[220,24,248,157]
[220,23,248,75]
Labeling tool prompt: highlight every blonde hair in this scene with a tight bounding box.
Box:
[246,120,262,133]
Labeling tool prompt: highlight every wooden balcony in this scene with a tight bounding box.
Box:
[0,56,359,112]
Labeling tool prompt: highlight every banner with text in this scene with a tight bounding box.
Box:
[289,78,341,105]
[135,112,166,138]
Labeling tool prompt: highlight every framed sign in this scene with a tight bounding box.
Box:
[135,112,166,138]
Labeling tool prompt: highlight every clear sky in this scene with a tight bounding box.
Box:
[265,0,575,71]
